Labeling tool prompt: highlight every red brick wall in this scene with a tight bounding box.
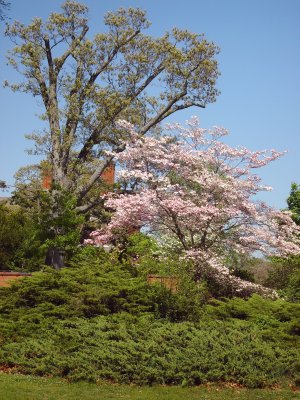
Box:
[41,164,115,190]
[0,272,31,287]
[147,275,180,293]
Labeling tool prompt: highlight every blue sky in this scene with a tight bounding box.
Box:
[0,0,299,209]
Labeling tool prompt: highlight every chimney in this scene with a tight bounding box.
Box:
[100,163,115,185]
[41,169,52,190]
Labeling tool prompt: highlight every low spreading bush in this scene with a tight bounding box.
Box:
[0,245,299,388]
[0,313,299,388]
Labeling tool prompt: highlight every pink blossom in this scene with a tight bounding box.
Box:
[87,118,300,294]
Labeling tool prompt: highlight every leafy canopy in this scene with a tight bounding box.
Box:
[287,183,300,225]
[5,1,220,214]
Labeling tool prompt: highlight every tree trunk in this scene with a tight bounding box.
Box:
[45,247,65,270]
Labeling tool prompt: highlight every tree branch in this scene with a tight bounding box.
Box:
[76,197,104,214]
[33,65,49,109]
[139,85,188,135]
[26,46,49,108]
[76,63,165,162]
[44,37,54,80]
[62,57,84,174]
[54,25,89,73]
[85,29,141,89]
[140,99,205,136]
[77,154,117,203]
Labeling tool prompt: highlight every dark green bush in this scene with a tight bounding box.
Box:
[265,256,300,302]
[0,313,299,388]
[0,204,42,270]
[0,255,152,319]
[0,244,299,388]
[0,246,207,322]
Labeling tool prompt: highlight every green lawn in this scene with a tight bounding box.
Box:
[0,374,299,400]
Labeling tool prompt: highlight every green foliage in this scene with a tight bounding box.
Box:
[287,182,300,225]
[265,256,300,302]
[151,279,208,322]
[119,233,159,259]
[285,269,300,303]
[0,204,42,270]
[0,311,299,388]
[225,251,256,283]
[0,251,153,319]
[37,188,84,256]
[0,244,208,322]
[0,187,85,271]
[205,294,300,326]
[0,375,298,400]
[108,232,160,270]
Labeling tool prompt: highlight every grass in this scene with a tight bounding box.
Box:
[0,373,299,400]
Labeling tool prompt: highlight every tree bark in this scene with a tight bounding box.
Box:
[45,247,65,270]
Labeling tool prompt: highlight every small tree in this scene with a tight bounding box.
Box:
[87,119,300,297]
[287,183,300,225]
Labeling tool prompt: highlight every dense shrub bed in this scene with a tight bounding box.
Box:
[0,247,299,388]
[0,313,299,388]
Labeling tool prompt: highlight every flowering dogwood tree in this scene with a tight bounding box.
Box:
[86,118,300,296]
